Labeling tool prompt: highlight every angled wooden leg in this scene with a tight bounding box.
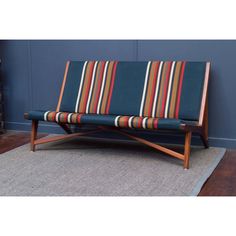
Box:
[200,116,209,148]
[31,120,38,152]
[58,123,72,134]
[184,131,192,169]
[200,96,209,148]
[99,126,185,161]
[200,134,209,148]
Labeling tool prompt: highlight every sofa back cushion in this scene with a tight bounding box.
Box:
[59,61,207,121]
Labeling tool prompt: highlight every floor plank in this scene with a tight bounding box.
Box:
[0,131,235,196]
[199,150,236,196]
[0,131,47,154]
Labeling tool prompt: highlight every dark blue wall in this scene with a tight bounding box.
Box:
[0,40,235,148]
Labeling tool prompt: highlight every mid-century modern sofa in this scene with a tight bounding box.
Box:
[24,61,210,169]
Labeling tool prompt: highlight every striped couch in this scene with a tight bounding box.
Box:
[25,61,210,169]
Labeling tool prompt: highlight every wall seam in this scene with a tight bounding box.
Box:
[136,40,139,61]
[27,40,33,110]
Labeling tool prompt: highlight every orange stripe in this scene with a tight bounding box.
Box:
[105,61,118,114]
[175,62,186,118]
[93,61,106,113]
[101,61,114,114]
[168,62,182,118]
[119,116,129,127]
[143,62,155,116]
[147,62,159,117]
[89,62,104,113]
[160,61,172,117]
[156,62,168,117]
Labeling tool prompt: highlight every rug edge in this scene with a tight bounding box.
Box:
[189,148,226,196]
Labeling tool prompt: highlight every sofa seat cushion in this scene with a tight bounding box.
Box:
[27,110,194,130]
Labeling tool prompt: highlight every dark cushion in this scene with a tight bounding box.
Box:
[27,110,190,130]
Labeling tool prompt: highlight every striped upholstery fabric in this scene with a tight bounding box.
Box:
[44,111,83,123]
[39,111,160,129]
[115,116,158,129]
[75,61,118,114]
[26,61,207,131]
[60,61,206,121]
[27,110,184,130]
[140,61,186,118]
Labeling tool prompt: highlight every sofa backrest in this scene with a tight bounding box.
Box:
[58,61,209,121]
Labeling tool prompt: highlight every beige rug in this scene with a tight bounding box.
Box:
[0,137,225,196]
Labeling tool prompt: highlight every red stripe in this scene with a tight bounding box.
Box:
[105,61,118,114]
[52,112,57,122]
[138,117,143,128]
[175,62,186,118]
[64,113,69,123]
[119,116,129,128]
[93,61,105,113]
[160,61,172,118]
[147,62,159,117]
[154,118,158,129]
[124,116,129,127]
[77,114,82,123]
[80,61,95,113]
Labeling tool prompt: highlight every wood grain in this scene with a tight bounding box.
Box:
[184,131,192,169]
[56,61,70,112]
[0,132,46,154]
[111,129,185,160]
[199,62,210,126]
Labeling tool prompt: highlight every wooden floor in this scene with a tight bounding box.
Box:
[0,131,235,196]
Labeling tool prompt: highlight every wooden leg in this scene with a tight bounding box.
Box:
[31,120,38,152]
[184,131,192,169]
[58,123,72,134]
[201,97,209,148]
[200,134,209,148]
[200,114,209,148]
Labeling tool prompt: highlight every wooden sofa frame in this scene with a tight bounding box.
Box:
[24,62,210,169]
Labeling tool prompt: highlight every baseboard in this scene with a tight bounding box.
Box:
[5,121,64,134]
[4,121,236,149]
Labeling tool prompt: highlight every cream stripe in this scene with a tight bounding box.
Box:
[128,116,134,128]
[164,61,176,118]
[142,117,148,129]
[75,61,88,112]
[152,61,163,117]
[139,61,151,116]
[97,61,109,114]
[115,115,121,127]
[67,113,73,123]
[44,111,51,121]
[55,112,62,122]
[86,61,98,113]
